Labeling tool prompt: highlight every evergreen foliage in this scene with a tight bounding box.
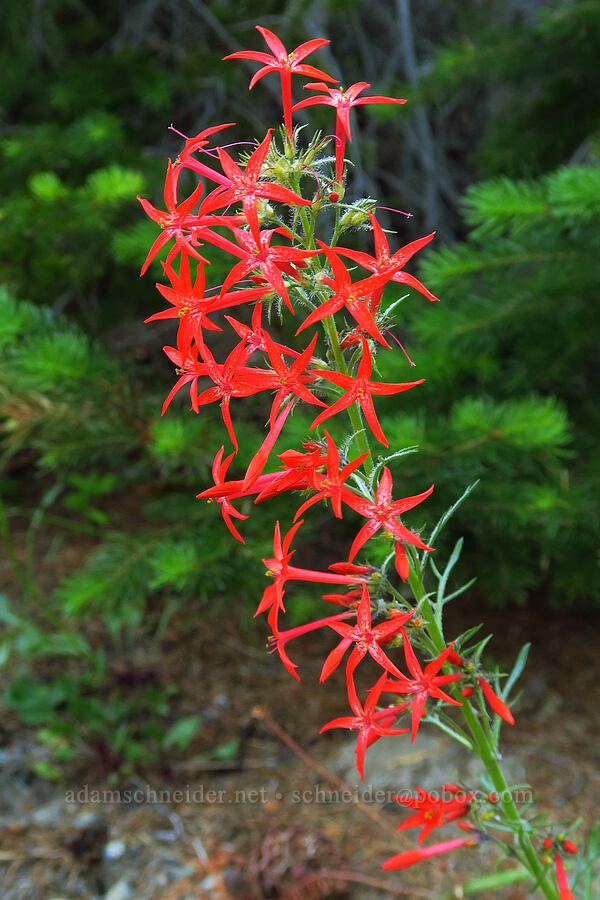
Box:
[0,291,293,772]
[420,1,600,178]
[379,164,599,605]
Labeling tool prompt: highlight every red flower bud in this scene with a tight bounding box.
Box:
[562,840,579,854]
[461,686,474,697]
[442,783,462,793]
[382,837,467,871]
[478,676,515,725]
[328,190,340,202]
[328,561,373,575]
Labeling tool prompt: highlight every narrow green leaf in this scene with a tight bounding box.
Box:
[421,481,479,571]
[436,538,464,604]
[429,713,474,750]
[502,643,531,699]
[458,866,531,895]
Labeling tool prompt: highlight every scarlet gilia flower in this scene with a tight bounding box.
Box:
[309,337,424,446]
[344,465,434,580]
[180,129,313,242]
[293,82,406,180]
[137,161,209,275]
[261,331,326,426]
[192,335,274,451]
[147,253,269,353]
[382,837,470,872]
[320,672,409,781]
[257,519,365,628]
[394,786,473,844]
[554,853,575,900]
[478,676,515,725]
[224,27,336,137]
[320,582,413,683]
[202,446,248,543]
[217,225,318,314]
[253,442,327,503]
[161,344,207,414]
[293,430,369,520]
[225,301,300,360]
[297,240,402,346]
[336,212,438,302]
[383,640,462,742]
[268,611,354,681]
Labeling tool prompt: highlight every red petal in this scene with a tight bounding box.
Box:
[382,838,466,871]
[479,677,515,725]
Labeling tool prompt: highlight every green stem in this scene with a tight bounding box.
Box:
[461,699,556,899]
[320,315,374,477]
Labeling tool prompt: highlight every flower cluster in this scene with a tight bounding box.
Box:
[140,25,579,898]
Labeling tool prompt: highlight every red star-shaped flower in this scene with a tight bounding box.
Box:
[336,212,438,302]
[394,785,473,844]
[320,672,409,781]
[161,344,207,414]
[257,519,366,628]
[261,330,327,426]
[137,160,210,275]
[183,130,312,241]
[297,241,403,347]
[309,337,424,446]
[293,429,369,520]
[201,446,248,543]
[320,582,413,683]
[224,27,336,137]
[224,302,300,361]
[218,225,318,314]
[193,335,274,450]
[383,640,463,742]
[146,253,270,353]
[344,465,434,580]
[293,82,406,179]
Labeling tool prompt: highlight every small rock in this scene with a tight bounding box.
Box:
[32,798,64,826]
[103,839,127,861]
[105,880,133,900]
[168,864,194,880]
[74,810,103,829]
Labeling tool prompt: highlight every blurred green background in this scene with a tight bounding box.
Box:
[0,0,598,775]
